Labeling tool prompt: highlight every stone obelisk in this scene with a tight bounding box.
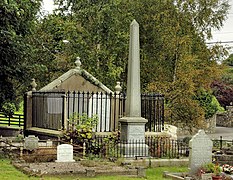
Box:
[119,20,148,157]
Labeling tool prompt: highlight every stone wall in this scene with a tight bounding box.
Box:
[176,115,216,137]
[0,126,22,137]
[216,106,233,127]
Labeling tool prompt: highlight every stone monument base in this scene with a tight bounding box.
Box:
[119,143,149,158]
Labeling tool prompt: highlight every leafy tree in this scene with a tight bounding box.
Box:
[0,0,42,109]
[40,0,229,130]
[223,53,233,67]
[211,54,233,108]
[194,88,224,119]
[211,80,233,108]
[26,15,84,89]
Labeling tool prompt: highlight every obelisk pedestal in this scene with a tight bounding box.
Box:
[119,20,148,157]
[120,117,148,157]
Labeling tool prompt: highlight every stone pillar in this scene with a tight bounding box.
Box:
[24,91,33,130]
[112,82,122,131]
[24,79,37,132]
[119,20,148,157]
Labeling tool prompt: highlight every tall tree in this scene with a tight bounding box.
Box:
[0,0,42,108]
[45,0,230,130]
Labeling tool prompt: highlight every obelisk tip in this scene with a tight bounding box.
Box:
[131,19,139,26]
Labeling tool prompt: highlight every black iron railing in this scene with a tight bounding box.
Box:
[32,91,65,130]
[83,136,189,159]
[212,136,233,150]
[31,91,164,132]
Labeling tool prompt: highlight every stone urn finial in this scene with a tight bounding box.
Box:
[31,78,37,91]
[115,81,122,94]
[75,57,81,69]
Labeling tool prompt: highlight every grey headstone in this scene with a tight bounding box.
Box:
[189,130,213,175]
[55,144,75,162]
[24,135,39,151]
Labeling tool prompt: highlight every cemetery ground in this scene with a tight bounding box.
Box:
[0,156,188,180]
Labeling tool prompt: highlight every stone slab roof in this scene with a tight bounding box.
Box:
[40,58,113,93]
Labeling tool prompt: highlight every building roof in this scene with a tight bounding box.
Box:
[39,57,113,93]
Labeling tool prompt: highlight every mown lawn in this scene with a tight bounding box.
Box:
[0,157,188,180]
[0,158,38,180]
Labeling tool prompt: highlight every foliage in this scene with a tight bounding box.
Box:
[203,162,215,173]
[0,0,229,130]
[1,102,16,116]
[211,54,233,108]
[213,163,222,176]
[0,0,42,109]
[149,80,206,131]
[194,88,224,119]
[211,80,233,108]
[63,113,98,144]
[198,162,222,177]
[223,54,233,67]
[47,0,230,130]
[101,131,120,157]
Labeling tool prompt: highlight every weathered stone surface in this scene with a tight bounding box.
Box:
[119,20,148,157]
[189,130,213,175]
[55,144,75,162]
[136,167,146,178]
[86,169,95,177]
[125,20,141,117]
[24,135,39,151]
[201,173,212,180]
[120,119,147,141]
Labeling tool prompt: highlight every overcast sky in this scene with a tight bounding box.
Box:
[42,0,233,50]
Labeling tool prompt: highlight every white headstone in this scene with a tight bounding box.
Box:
[189,130,213,175]
[55,144,75,162]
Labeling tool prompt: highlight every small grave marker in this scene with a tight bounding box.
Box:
[189,130,213,175]
[46,139,53,147]
[55,144,75,162]
[24,135,39,151]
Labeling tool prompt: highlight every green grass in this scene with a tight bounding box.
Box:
[0,158,38,180]
[74,167,188,180]
[0,157,188,180]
